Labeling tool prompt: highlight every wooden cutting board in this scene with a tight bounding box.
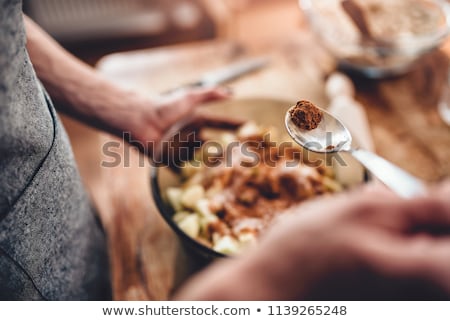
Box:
[79,30,450,300]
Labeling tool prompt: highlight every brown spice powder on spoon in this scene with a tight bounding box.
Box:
[289,100,324,131]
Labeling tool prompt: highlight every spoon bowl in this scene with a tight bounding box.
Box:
[285,106,352,153]
[285,104,427,198]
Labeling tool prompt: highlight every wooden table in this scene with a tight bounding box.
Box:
[66,25,450,300]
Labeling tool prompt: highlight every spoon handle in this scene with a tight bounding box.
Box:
[349,149,427,198]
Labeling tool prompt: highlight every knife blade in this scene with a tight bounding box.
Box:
[197,56,270,87]
[165,57,269,93]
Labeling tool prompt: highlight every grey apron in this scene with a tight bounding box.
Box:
[0,0,111,300]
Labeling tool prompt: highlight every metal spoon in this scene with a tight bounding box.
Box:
[285,105,427,198]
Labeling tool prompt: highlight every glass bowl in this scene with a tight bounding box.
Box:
[300,0,450,78]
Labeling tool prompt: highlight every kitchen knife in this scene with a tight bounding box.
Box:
[166,57,269,93]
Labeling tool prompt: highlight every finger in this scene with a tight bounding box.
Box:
[160,86,239,131]
[158,86,232,115]
[184,86,232,105]
[392,197,450,234]
[372,232,450,275]
[431,180,450,201]
[300,192,450,234]
[352,231,450,298]
[337,183,450,232]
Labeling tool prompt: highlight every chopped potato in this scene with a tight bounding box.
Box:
[195,199,215,218]
[238,232,257,249]
[178,214,200,239]
[173,211,190,224]
[237,121,261,140]
[184,172,205,188]
[219,132,237,147]
[166,187,183,212]
[181,160,202,179]
[196,199,219,232]
[213,235,240,255]
[180,185,205,209]
[323,176,343,192]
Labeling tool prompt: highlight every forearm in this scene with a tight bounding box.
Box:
[173,251,305,301]
[24,15,162,140]
[173,258,261,300]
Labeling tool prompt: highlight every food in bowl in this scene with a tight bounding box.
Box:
[300,0,450,77]
[164,122,343,255]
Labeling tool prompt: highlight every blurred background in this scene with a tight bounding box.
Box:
[23,0,299,65]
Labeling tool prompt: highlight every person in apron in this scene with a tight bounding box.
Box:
[2,0,450,301]
[0,1,229,300]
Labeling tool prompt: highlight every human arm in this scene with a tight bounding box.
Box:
[24,15,229,147]
[174,183,450,300]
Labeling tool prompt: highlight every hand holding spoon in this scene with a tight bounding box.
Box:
[285,103,427,198]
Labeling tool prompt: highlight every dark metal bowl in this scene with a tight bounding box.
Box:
[150,98,370,261]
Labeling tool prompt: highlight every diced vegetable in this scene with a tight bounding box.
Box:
[178,214,200,239]
[199,128,230,142]
[219,132,237,147]
[212,232,221,245]
[213,235,240,255]
[195,199,215,219]
[205,181,224,198]
[237,121,261,139]
[196,199,219,232]
[319,165,335,178]
[166,187,183,212]
[323,176,343,192]
[181,160,201,179]
[173,211,190,224]
[238,232,257,249]
[184,172,204,188]
[180,185,205,209]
